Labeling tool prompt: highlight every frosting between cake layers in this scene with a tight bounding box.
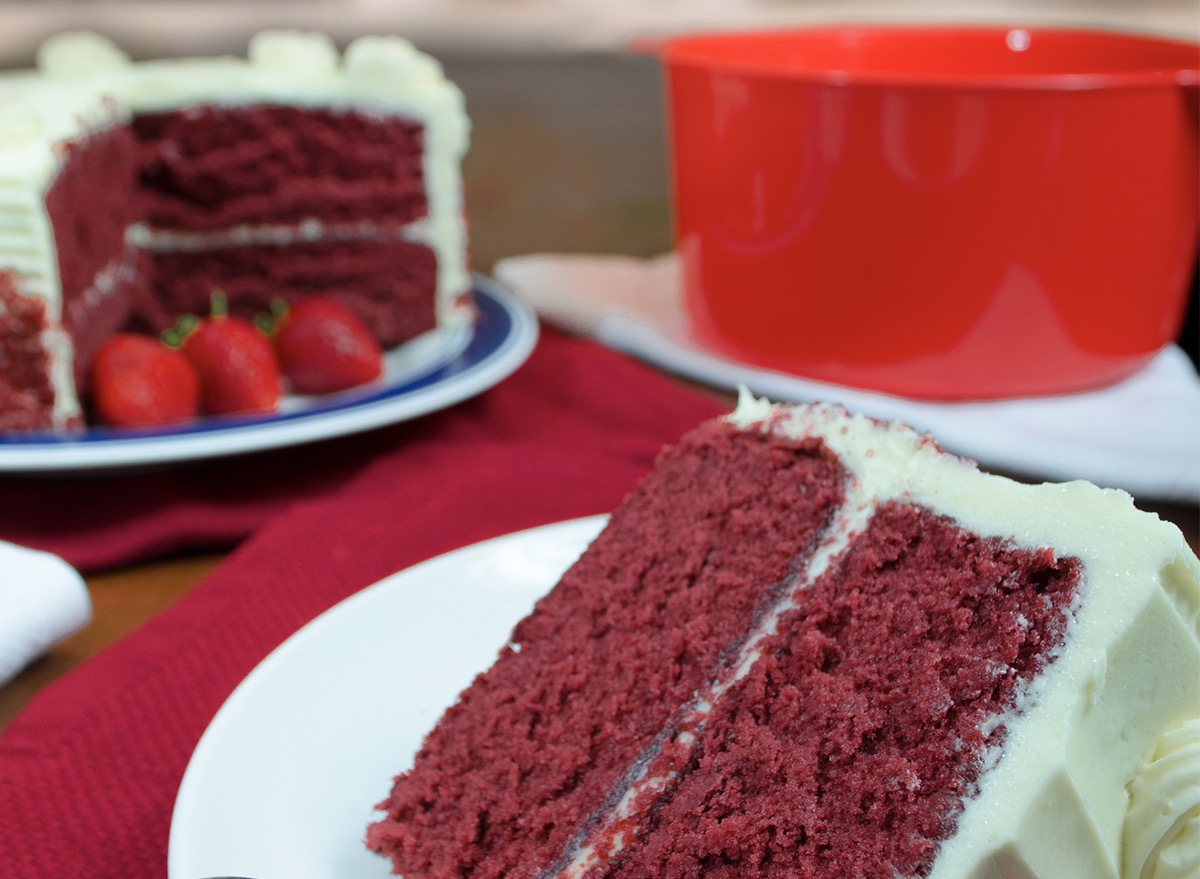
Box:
[727,392,1200,879]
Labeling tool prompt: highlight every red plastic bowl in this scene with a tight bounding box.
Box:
[659,26,1200,399]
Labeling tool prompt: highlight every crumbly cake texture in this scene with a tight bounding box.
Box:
[0,30,471,431]
[0,273,62,431]
[367,398,1200,879]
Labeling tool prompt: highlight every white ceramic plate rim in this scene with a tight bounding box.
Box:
[0,277,537,472]
[167,515,605,879]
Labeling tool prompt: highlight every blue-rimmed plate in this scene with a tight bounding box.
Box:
[0,277,537,473]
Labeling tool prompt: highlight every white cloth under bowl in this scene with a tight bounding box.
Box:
[0,541,91,686]
[495,252,1200,504]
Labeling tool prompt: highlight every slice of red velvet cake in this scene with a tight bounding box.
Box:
[0,30,471,431]
[367,397,1200,879]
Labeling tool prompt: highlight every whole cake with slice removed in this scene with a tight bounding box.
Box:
[0,29,471,431]
[367,396,1200,879]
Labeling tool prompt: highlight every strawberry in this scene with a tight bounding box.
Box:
[180,308,282,416]
[89,333,200,428]
[272,296,384,395]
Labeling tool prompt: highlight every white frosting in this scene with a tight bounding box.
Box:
[725,395,1200,879]
[35,31,132,77]
[0,30,471,427]
[247,30,339,76]
[1124,720,1200,879]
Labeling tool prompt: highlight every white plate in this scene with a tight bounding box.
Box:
[0,276,537,472]
[167,515,605,879]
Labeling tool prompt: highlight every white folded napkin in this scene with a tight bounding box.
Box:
[495,252,1200,503]
[0,541,91,686]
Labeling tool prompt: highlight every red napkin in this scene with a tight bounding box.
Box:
[0,329,725,878]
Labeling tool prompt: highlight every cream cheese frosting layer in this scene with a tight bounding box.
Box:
[727,394,1200,879]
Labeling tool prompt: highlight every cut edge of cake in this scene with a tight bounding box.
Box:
[369,392,1199,879]
[0,29,473,431]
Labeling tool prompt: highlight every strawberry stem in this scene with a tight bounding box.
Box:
[161,314,199,348]
[210,290,229,318]
[253,298,290,336]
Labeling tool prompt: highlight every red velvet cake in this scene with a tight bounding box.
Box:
[367,398,1200,879]
[0,30,471,431]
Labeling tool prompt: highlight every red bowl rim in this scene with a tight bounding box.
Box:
[648,24,1200,91]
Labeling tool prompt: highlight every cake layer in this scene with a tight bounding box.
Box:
[44,124,142,320]
[131,105,428,231]
[369,399,1200,879]
[111,30,473,320]
[367,421,847,879]
[0,274,59,431]
[44,124,149,390]
[603,501,1079,879]
[134,238,439,347]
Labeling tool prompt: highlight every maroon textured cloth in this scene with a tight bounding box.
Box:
[0,329,725,878]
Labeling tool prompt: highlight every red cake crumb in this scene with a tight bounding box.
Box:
[140,239,438,347]
[604,502,1078,879]
[131,106,427,230]
[43,125,147,389]
[0,273,58,431]
[367,421,847,879]
[123,105,440,348]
